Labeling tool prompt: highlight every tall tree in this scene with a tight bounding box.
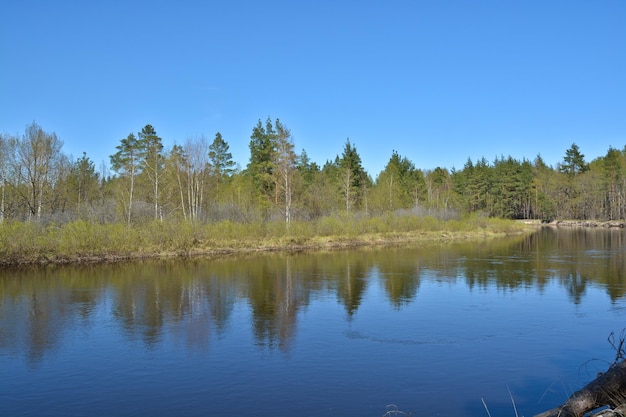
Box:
[168,144,188,220]
[138,124,164,220]
[490,156,533,218]
[15,122,63,221]
[557,143,590,219]
[296,149,319,187]
[247,117,278,201]
[0,133,10,222]
[208,132,236,195]
[532,154,557,221]
[110,133,141,225]
[453,157,492,214]
[425,167,452,211]
[338,139,367,211]
[602,147,625,220]
[559,143,588,177]
[375,151,423,212]
[273,120,297,224]
[296,149,323,219]
[183,135,210,221]
[69,152,100,213]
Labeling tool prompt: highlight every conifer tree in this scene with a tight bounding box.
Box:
[559,143,588,176]
[70,152,100,211]
[339,139,367,211]
[110,133,141,225]
[138,124,164,220]
[247,117,278,200]
[209,132,236,194]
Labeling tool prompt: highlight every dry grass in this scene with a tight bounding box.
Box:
[0,214,533,266]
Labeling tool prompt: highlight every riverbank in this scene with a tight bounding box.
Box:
[0,215,536,267]
[545,220,625,228]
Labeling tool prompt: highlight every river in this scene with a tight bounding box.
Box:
[2,227,626,416]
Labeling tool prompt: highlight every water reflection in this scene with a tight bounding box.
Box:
[2,227,626,365]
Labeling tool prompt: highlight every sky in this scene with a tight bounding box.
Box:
[1,0,625,178]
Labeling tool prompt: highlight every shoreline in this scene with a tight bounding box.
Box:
[0,227,535,268]
[544,220,625,228]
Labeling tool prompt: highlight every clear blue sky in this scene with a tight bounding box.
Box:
[1,0,624,177]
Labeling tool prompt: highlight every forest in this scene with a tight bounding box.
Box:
[0,118,624,228]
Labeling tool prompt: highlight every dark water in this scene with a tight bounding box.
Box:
[2,227,626,417]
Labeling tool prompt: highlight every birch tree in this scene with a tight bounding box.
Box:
[0,133,10,222]
[15,122,63,221]
[138,125,164,220]
[273,121,296,224]
[168,144,188,220]
[184,135,210,221]
[110,133,141,225]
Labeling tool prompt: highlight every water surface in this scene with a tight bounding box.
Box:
[2,227,626,416]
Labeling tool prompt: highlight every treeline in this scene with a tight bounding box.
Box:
[0,118,624,225]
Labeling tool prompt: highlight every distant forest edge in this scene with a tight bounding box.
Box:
[0,118,624,226]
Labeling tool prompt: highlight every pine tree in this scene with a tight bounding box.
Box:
[70,152,100,211]
[559,143,588,176]
[376,150,422,211]
[339,139,367,211]
[247,117,278,200]
[209,132,236,194]
[138,124,164,220]
[110,133,141,225]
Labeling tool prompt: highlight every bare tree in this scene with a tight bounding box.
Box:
[273,121,296,225]
[0,133,10,222]
[184,135,210,221]
[342,165,354,212]
[168,145,188,220]
[14,122,63,221]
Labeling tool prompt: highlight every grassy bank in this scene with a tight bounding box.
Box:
[0,214,534,266]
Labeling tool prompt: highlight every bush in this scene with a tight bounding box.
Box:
[0,212,530,265]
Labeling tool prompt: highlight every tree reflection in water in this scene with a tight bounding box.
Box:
[2,227,626,364]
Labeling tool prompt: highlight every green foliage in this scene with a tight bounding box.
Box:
[0,221,41,261]
[110,133,141,224]
[424,167,454,211]
[337,139,369,211]
[602,147,626,220]
[247,117,279,198]
[3,119,626,257]
[110,133,140,176]
[209,132,236,180]
[138,124,165,220]
[559,142,589,176]
[315,214,344,236]
[70,153,100,207]
[373,150,425,214]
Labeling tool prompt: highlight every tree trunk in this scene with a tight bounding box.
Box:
[535,360,626,417]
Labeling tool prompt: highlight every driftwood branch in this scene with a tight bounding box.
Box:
[534,360,626,417]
